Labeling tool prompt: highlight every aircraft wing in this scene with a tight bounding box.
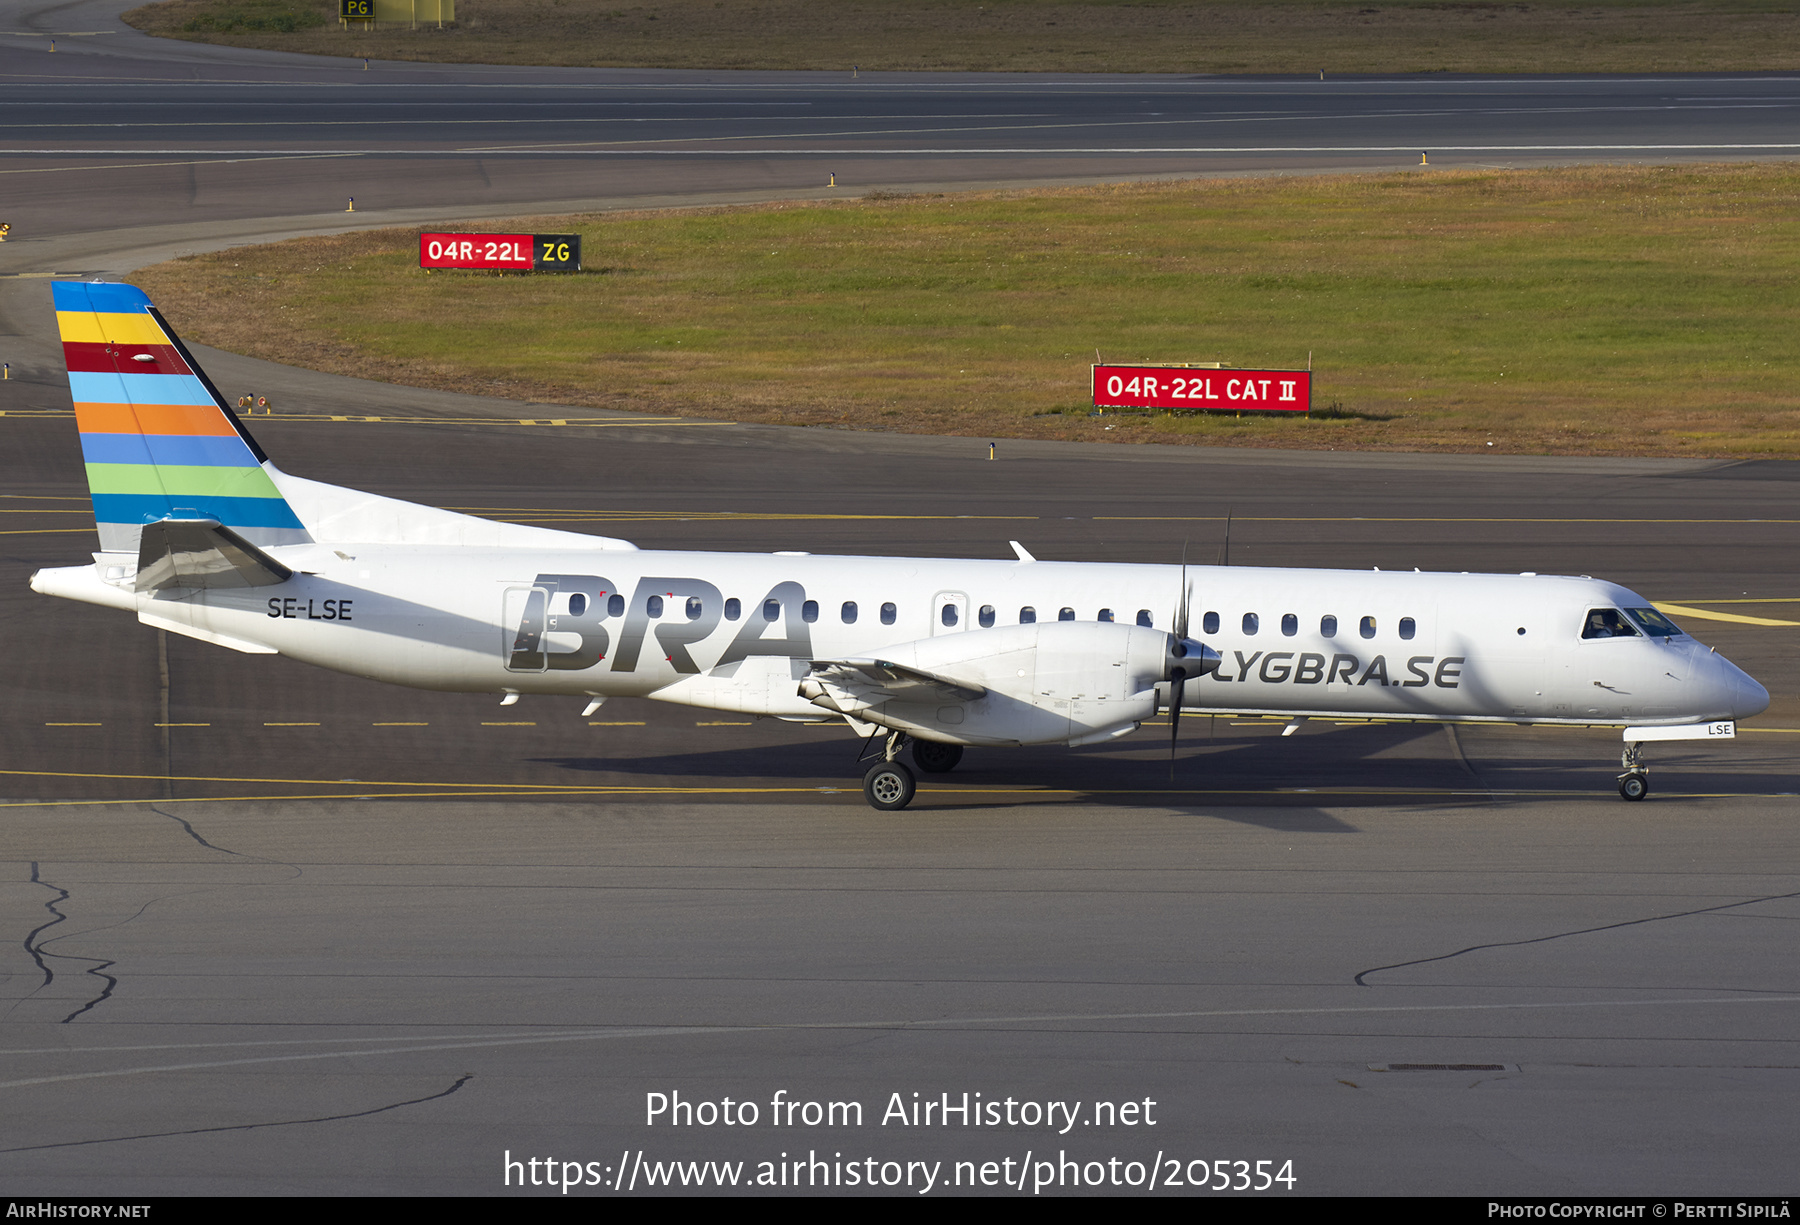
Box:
[803,658,987,716]
[135,518,293,593]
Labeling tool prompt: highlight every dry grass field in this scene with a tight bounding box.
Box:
[124,0,1800,74]
[134,165,1800,457]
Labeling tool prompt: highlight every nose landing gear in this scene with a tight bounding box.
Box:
[1618,741,1649,801]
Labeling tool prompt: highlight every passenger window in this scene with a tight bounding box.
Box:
[802,599,818,623]
[1360,615,1376,639]
[1281,613,1297,637]
[941,603,959,627]
[979,604,995,628]
[686,596,703,621]
[763,598,780,623]
[1098,608,1114,622]
[724,597,740,621]
[568,593,588,617]
[1136,609,1153,628]
[841,600,857,624]
[608,593,626,618]
[1059,607,1076,621]
[1582,608,1640,639]
[1020,606,1036,624]
[1203,611,1220,635]
[1242,612,1259,635]
[881,602,897,626]
[1321,614,1337,638]
[647,595,664,618]
[1399,616,1415,641]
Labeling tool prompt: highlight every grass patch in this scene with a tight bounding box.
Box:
[134,164,1800,458]
[123,0,1800,74]
[172,0,326,33]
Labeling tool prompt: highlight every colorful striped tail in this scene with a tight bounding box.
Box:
[54,280,311,555]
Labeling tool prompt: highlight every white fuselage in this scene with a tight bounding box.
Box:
[39,539,1766,745]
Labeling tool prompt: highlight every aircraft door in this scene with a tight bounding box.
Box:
[932,591,970,636]
[502,585,550,671]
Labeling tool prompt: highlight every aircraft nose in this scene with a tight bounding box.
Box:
[1733,663,1771,720]
[1703,645,1769,720]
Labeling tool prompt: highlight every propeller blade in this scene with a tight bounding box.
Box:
[1168,675,1184,778]
[1169,540,1191,778]
[1172,542,1189,640]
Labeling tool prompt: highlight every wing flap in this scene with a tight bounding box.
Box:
[801,657,986,717]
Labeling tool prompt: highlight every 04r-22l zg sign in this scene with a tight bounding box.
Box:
[1093,364,1311,413]
[418,233,582,272]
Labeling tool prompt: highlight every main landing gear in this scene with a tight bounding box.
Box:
[859,733,964,811]
[1617,741,1649,802]
[862,730,915,811]
[911,740,964,774]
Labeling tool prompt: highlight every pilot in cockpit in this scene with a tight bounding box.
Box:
[1583,608,1638,639]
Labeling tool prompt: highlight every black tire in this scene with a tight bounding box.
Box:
[864,761,917,811]
[912,741,964,774]
[1619,774,1649,802]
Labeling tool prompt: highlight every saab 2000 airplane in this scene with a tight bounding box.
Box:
[31,281,1770,809]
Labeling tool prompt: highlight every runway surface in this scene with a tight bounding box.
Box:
[6,0,1800,245]
[1,6,1798,1197]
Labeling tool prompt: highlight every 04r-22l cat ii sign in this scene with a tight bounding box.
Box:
[1093,364,1311,413]
[33,282,1766,809]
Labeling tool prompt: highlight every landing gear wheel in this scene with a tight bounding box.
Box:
[1618,741,1649,801]
[912,741,963,774]
[864,761,917,811]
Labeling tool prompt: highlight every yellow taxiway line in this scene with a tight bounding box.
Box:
[1653,602,1800,627]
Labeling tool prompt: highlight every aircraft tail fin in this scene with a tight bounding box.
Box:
[54,280,311,555]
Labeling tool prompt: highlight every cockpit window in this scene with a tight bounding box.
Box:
[1623,606,1682,638]
[1581,608,1641,640]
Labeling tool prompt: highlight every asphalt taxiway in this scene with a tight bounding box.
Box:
[1,9,1797,1196]
[7,0,1800,247]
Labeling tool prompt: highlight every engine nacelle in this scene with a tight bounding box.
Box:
[801,621,1218,747]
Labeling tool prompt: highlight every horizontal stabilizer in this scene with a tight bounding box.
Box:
[135,518,293,593]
